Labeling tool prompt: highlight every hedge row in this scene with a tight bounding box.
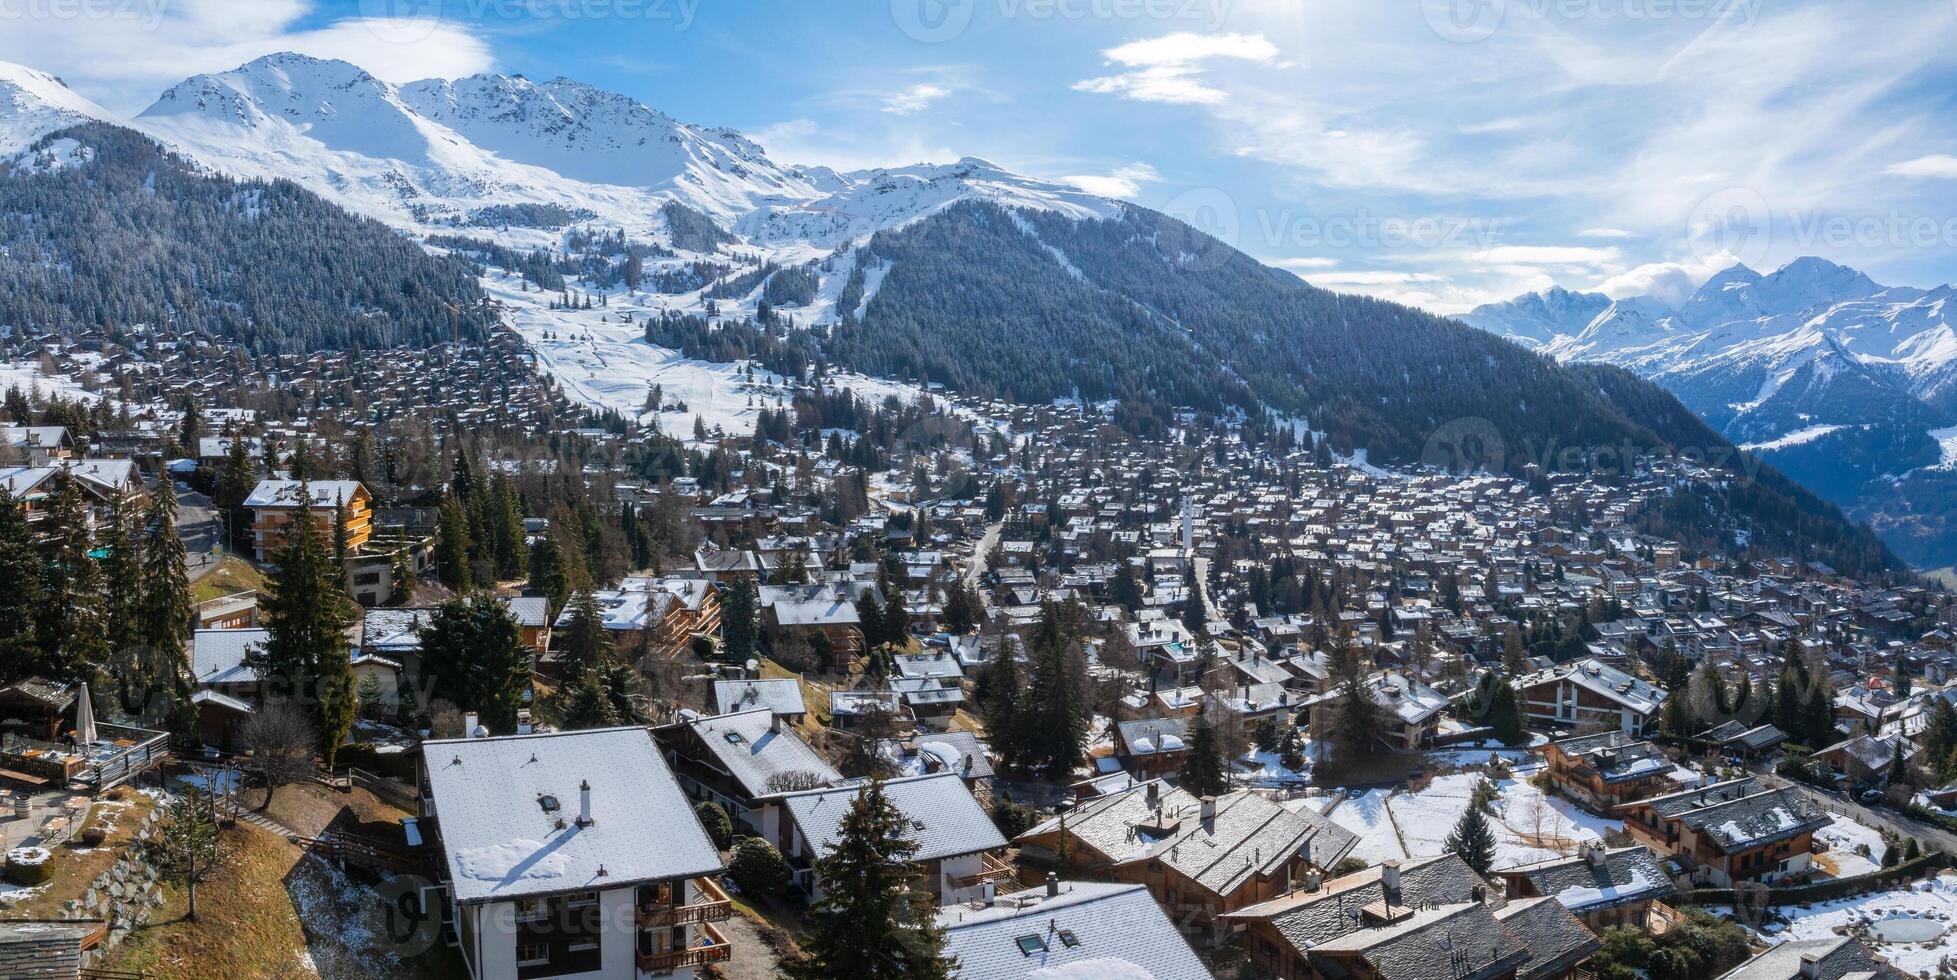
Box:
[1677,852,1951,908]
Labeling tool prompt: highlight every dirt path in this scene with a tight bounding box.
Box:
[716,913,784,980]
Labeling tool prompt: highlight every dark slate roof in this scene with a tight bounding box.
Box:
[1715,936,1898,980]
[1678,787,1830,851]
[1494,897,1602,980]
[1310,902,1530,980]
[1637,776,1760,819]
[1550,729,1641,755]
[1223,853,1491,954]
[1502,846,1676,913]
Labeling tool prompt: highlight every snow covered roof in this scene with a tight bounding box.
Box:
[359,608,434,652]
[1502,845,1676,913]
[422,726,722,904]
[500,595,552,628]
[1026,782,1357,898]
[711,678,808,718]
[936,881,1209,980]
[780,772,1004,864]
[681,708,839,799]
[243,478,367,509]
[1678,787,1830,852]
[192,628,268,686]
[1517,658,1667,714]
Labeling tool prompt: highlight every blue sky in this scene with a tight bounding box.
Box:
[7,0,1957,313]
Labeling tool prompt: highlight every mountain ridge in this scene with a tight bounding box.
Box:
[0,53,1908,576]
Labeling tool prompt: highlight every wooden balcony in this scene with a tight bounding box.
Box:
[637,921,732,974]
[947,853,1018,891]
[637,877,733,927]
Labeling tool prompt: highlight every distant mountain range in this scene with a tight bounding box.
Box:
[0,53,1907,577]
[1464,257,1957,567]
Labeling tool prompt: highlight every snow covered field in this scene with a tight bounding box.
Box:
[1760,873,1957,977]
[1324,773,1621,871]
[487,269,947,439]
[1815,817,1888,878]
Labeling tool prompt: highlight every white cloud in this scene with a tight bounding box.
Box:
[752,118,961,172]
[0,0,492,111]
[1885,154,1957,179]
[1594,255,1734,308]
[1272,256,1339,270]
[1469,245,1621,265]
[1579,227,1637,239]
[883,83,951,115]
[1060,162,1161,199]
[1100,33,1280,67]
[1074,32,1277,106]
[1305,271,1443,286]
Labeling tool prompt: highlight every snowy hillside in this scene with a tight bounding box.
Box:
[0,61,113,155]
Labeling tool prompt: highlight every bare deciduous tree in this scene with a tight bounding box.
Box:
[240,698,316,810]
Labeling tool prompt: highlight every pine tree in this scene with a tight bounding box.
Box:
[855,593,885,653]
[0,488,41,678]
[553,664,625,730]
[1502,625,1525,675]
[722,578,760,662]
[1179,708,1230,796]
[882,589,911,648]
[1803,678,1836,748]
[1660,689,1691,737]
[1773,663,1807,740]
[1445,794,1497,874]
[1926,697,1957,781]
[558,588,614,668]
[528,529,569,615]
[1486,677,1525,745]
[1182,577,1208,637]
[214,433,256,551]
[1017,616,1090,779]
[35,470,107,679]
[417,594,531,733]
[785,781,957,980]
[435,492,473,591]
[253,478,356,765]
[977,649,1024,768]
[137,479,193,711]
[1331,647,1387,762]
[1894,651,1912,697]
[942,582,979,634]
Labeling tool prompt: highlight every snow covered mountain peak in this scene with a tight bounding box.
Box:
[394,71,809,206]
[0,60,115,154]
[1457,284,1613,348]
[110,50,1120,258]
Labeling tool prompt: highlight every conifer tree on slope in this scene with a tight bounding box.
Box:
[1332,644,1387,762]
[1179,706,1231,797]
[785,781,955,980]
[138,479,193,711]
[36,470,107,680]
[0,488,42,676]
[1446,791,1497,875]
[253,478,356,766]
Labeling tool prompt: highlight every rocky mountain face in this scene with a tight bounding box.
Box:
[1465,256,1957,567]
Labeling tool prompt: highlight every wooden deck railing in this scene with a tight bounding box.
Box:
[637,921,732,974]
[291,832,423,875]
[947,853,1018,891]
[637,877,733,927]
